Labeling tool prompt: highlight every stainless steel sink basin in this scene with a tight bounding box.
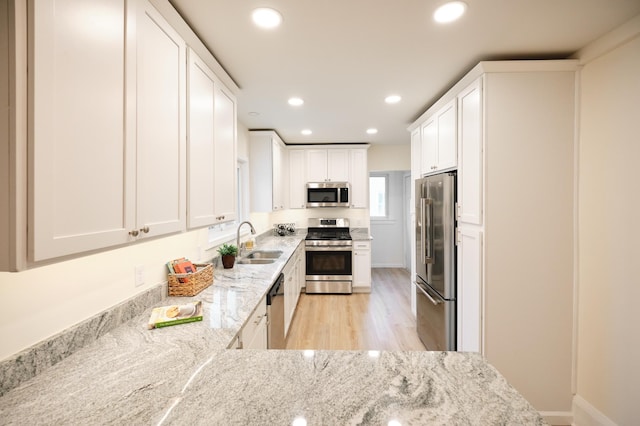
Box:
[244,250,283,259]
[236,258,276,265]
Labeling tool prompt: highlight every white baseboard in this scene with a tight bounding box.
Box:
[572,395,617,426]
[371,263,405,268]
[540,411,573,425]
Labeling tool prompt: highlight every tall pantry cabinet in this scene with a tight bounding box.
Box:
[410,60,577,413]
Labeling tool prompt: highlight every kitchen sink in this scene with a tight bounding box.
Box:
[236,258,276,265]
[244,250,283,259]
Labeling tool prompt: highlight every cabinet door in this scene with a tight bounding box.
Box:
[457,78,483,225]
[327,149,350,181]
[136,1,186,237]
[213,85,237,223]
[421,118,437,174]
[187,50,216,228]
[349,149,368,208]
[289,150,306,209]
[242,297,267,350]
[353,241,372,291]
[283,261,296,336]
[31,0,133,261]
[436,99,457,170]
[457,227,483,352]
[272,140,283,210]
[306,149,328,182]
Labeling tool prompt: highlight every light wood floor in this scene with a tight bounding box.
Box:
[285,268,426,351]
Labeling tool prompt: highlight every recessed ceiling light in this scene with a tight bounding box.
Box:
[251,8,282,29]
[434,1,467,24]
[385,95,401,104]
[288,97,304,106]
[301,129,312,135]
[366,128,378,135]
[248,111,260,116]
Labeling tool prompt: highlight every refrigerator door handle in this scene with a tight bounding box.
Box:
[421,198,434,264]
[413,280,442,306]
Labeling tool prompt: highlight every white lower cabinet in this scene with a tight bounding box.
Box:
[283,243,304,337]
[456,227,482,352]
[240,297,267,350]
[352,240,371,292]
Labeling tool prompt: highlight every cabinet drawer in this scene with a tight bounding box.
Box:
[353,241,371,250]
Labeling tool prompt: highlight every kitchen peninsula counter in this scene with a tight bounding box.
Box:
[0,346,544,425]
[0,234,545,424]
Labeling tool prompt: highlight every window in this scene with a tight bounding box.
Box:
[369,174,388,219]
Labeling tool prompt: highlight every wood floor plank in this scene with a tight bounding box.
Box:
[285,268,426,351]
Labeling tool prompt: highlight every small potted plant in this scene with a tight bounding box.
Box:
[217,243,238,269]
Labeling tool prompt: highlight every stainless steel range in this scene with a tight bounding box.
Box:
[305,218,353,294]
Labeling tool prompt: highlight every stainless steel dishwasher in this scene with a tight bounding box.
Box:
[267,273,285,349]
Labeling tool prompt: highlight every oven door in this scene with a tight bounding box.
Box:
[305,245,352,294]
[305,246,352,279]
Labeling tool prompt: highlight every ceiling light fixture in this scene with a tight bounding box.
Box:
[385,95,401,104]
[251,7,283,29]
[288,97,304,106]
[366,128,378,135]
[248,111,260,116]
[434,1,467,24]
[301,129,312,135]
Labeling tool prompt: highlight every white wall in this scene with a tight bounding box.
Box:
[370,171,407,268]
[0,228,216,361]
[368,144,410,172]
[574,16,640,426]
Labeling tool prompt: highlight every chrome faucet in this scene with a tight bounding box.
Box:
[236,221,256,256]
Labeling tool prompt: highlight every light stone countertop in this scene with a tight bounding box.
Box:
[0,232,545,425]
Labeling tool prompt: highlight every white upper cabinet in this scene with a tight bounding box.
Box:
[327,149,350,181]
[288,149,306,209]
[305,149,328,182]
[212,84,237,223]
[457,78,483,225]
[135,0,186,238]
[187,49,237,228]
[349,148,369,208]
[306,149,349,182]
[249,130,288,212]
[29,0,206,262]
[271,139,288,211]
[31,0,134,261]
[9,0,237,267]
[421,99,457,175]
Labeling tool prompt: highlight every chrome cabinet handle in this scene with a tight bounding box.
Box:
[129,230,139,237]
[140,226,150,234]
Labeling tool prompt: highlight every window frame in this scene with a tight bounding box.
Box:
[369,172,390,221]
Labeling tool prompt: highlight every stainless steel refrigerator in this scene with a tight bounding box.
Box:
[415,172,456,351]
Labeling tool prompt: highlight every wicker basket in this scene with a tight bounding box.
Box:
[168,263,213,297]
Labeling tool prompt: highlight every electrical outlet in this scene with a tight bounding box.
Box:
[134,265,145,287]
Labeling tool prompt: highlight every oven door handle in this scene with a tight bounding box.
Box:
[413,281,442,306]
[305,246,352,252]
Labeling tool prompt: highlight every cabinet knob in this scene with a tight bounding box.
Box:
[129,230,139,237]
[140,226,150,234]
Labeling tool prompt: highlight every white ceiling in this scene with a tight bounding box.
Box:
[169,0,640,146]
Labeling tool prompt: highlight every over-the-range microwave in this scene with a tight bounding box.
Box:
[306,182,350,208]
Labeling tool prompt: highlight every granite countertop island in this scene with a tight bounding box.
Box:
[0,232,545,425]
